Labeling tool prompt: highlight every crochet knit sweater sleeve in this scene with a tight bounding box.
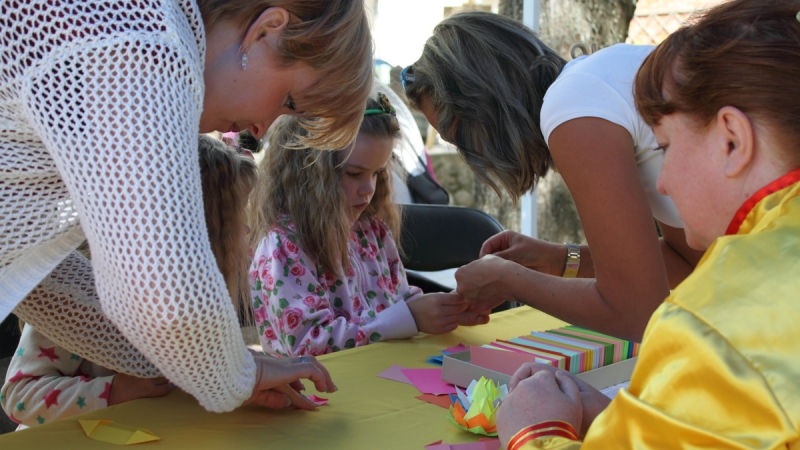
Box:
[9,2,256,412]
[14,252,161,378]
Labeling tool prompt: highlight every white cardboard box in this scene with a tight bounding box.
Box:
[441,350,637,390]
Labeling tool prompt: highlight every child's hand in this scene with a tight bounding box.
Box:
[108,374,173,406]
[408,293,489,334]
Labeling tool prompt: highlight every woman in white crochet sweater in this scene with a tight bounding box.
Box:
[0,0,372,412]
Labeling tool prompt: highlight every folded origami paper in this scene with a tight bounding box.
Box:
[402,368,457,395]
[307,395,329,406]
[447,377,507,437]
[377,364,412,385]
[416,394,452,409]
[79,420,160,445]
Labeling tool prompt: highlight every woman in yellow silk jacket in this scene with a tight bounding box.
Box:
[496,0,800,448]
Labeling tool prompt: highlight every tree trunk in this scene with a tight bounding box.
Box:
[490,0,635,243]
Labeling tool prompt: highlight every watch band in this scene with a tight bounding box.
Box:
[562,243,580,278]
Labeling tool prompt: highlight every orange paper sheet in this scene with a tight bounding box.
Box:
[416,394,452,409]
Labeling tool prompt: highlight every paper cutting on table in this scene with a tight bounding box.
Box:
[427,355,444,365]
[79,419,160,445]
[377,364,412,385]
[428,344,468,366]
[401,368,457,395]
[600,381,630,399]
[443,344,469,354]
[416,394,452,409]
[307,395,328,406]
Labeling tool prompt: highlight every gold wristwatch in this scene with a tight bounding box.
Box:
[562,243,580,278]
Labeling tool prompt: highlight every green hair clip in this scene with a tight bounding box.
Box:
[364,92,396,117]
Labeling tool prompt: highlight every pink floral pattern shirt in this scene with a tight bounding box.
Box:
[250,216,422,357]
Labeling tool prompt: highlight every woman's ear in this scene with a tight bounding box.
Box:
[717,106,755,179]
[240,7,290,51]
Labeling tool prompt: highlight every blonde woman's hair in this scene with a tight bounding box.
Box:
[249,97,401,276]
[198,135,258,324]
[197,0,373,151]
[405,11,566,200]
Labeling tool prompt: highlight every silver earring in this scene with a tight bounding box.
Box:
[240,52,248,71]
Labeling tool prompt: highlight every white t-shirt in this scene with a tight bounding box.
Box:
[540,44,683,228]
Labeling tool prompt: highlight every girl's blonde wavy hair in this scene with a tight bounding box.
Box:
[198,135,258,324]
[198,0,373,151]
[249,97,401,276]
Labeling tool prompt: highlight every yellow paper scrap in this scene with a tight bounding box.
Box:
[79,419,160,445]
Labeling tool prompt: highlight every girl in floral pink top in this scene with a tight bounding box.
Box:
[249,94,490,357]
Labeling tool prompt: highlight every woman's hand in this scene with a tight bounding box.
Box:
[244,354,336,411]
[480,231,566,276]
[509,362,610,437]
[407,293,490,335]
[455,255,521,312]
[108,374,173,406]
[497,370,582,449]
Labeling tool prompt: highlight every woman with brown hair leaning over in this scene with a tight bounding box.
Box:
[403,10,704,341]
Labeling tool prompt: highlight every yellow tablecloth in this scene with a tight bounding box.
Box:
[0,308,566,449]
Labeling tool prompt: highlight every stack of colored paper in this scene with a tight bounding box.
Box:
[482,326,639,374]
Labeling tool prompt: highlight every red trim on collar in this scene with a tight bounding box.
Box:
[725,169,800,235]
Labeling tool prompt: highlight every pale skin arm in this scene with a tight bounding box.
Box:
[480,222,701,289]
[459,118,695,341]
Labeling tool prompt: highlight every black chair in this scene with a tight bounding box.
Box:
[400,204,504,271]
[0,315,21,434]
[399,204,512,311]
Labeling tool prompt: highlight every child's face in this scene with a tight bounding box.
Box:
[341,133,394,225]
[654,113,733,250]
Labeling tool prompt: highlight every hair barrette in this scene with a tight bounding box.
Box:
[364,92,396,117]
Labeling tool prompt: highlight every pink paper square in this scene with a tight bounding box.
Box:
[307,395,328,406]
[377,364,412,384]
[443,343,469,354]
[400,368,456,395]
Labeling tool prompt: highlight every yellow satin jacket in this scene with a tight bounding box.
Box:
[518,175,800,449]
